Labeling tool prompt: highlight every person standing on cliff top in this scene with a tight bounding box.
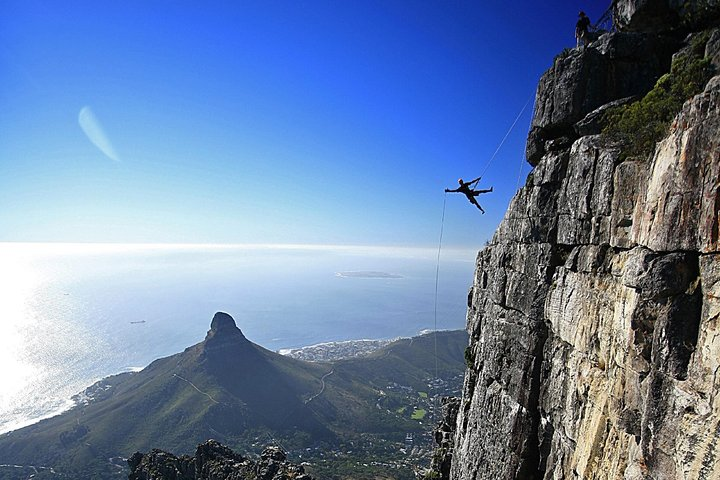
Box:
[445,177,493,214]
[576,11,591,48]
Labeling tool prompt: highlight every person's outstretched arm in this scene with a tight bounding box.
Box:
[445,187,460,193]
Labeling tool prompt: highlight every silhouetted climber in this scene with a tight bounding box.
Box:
[445,177,493,214]
[576,11,591,48]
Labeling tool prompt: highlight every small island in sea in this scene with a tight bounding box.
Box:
[335,271,403,279]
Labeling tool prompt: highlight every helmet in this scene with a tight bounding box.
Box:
[458,178,463,184]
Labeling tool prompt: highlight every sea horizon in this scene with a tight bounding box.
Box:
[0,242,477,434]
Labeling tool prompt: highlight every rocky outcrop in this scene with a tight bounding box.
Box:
[613,0,720,34]
[204,311,249,345]
[428,397,461,480]
[631,76,720,253]
[526,31,678,166]
[128,440,312,480]
[452,16,720,480]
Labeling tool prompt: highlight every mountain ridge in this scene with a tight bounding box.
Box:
[0,313,467,479]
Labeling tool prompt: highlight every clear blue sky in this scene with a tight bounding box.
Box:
[1,1,609,248]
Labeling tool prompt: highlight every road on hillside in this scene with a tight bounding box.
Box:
[305,370,334,404]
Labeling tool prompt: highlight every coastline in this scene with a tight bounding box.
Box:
[278,338,396,362]
[278,329,459,362]
[1,331,461,435]
[0,366,145,436]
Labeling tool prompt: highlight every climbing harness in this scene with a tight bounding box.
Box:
[445,97,532,210]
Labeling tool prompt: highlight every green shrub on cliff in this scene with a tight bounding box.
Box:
[603,32,714,160]
[680,0,720,31]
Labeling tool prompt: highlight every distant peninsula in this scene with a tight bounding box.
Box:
[279,338,394,362]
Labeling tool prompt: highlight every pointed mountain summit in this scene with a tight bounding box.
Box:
[0,313,468,478]
[206,311,246,340]
[202,311,250,351]
[0,313,333,467]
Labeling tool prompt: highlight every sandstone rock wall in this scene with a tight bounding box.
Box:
[452,24,720,480]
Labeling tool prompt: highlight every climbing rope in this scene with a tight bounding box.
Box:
[430,193,447,431]
[478,97,532,180]
[515,94,537,192]
[593,1,617,32]
[428,96,533,437]
[515,151,526,192]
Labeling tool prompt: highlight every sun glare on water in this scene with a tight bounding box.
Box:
[0,246,43,418]
[0,242,476,434]
[0,243,99,433]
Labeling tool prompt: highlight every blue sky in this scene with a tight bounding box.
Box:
[0,1,609,248]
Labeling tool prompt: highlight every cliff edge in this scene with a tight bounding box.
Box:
[451,2,720,479]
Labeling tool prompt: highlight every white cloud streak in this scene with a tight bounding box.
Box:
[78,106,120,162]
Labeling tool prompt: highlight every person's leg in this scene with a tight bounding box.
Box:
[581,31,590,48]
[469,196,485,214]
[474,187,493,195]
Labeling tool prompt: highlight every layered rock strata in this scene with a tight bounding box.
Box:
[452,4,720,479]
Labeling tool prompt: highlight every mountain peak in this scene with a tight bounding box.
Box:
[205,312,247,343]
[210,311,238,331]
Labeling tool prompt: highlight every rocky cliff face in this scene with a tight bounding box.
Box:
[451,3,720,479]
[613,0,720,33]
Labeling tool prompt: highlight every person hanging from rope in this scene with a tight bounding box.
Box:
[445,177,493,214]
[576,11,591,48]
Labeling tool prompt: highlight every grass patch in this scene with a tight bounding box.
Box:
[418,391,428,398]
[396,406,407,415]
[411,408,427,420]
[602,31,715,160]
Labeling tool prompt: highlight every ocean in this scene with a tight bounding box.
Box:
[0,243,476,434]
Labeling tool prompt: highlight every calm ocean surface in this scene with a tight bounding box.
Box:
[0,243,476,434]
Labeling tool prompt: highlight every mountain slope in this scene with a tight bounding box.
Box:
[0,313,467,478]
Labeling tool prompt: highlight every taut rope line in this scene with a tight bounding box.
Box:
[478,97,532,179]
[431,192,448,429]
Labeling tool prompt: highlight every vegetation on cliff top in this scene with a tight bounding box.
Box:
[602,31,715,159]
